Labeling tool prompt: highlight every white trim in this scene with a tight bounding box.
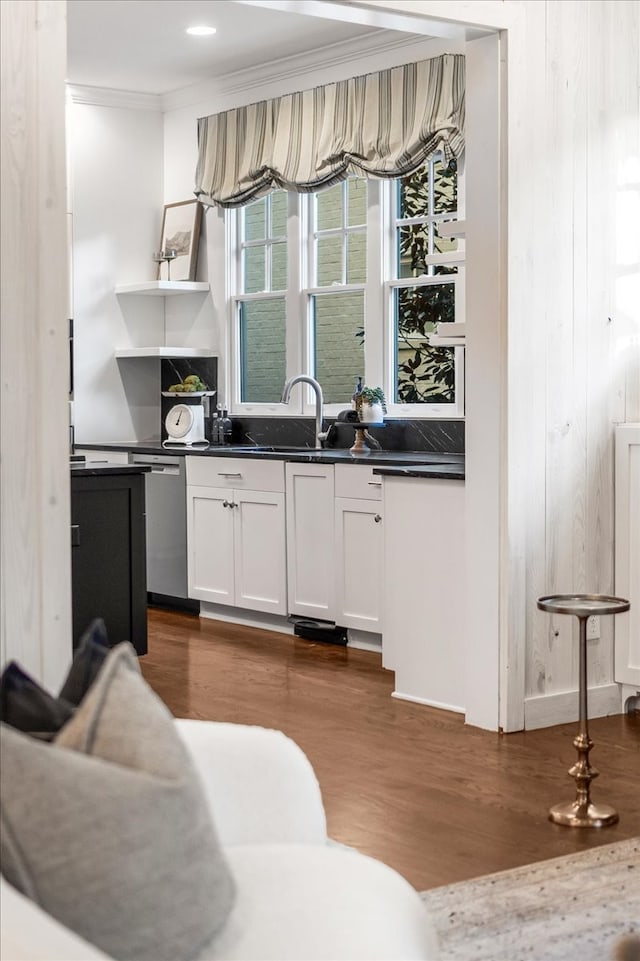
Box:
[524,684,623,731]
[66,83,161,112]
[391,691,465,715]
[162,32,463,113]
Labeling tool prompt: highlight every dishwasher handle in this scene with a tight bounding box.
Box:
[147,465,180,475]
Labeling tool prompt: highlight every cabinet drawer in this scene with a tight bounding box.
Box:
[186,455,285,493]
[334,464,382,501]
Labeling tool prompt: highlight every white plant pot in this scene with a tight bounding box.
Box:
[360,402,383,423]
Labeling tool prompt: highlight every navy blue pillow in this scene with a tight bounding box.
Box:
[0,619,109,738]
[59,618,109,705]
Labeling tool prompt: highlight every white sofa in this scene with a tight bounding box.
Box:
[1,719,439,961]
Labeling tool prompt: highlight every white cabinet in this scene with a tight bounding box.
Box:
[334,465,383,632]
[285,463,335,621]
[186,457,287,615]
[615,424,640,694]
[383,474,465,712]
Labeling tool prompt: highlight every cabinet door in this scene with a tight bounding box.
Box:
[285,463,335,620]
[383,476,465,711]
[335,497,383,632]
[186,485,235,604]
[71,474,147,655]
[234,490,287,615]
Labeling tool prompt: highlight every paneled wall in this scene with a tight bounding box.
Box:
[360,0,639,728]
[508,0,640,727]
[0,1,71,689]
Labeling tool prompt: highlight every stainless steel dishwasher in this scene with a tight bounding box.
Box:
[130,453,189,600]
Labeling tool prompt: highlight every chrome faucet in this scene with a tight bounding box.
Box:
[281,375,328,447]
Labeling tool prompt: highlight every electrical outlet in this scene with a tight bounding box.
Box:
[586,615,600,640]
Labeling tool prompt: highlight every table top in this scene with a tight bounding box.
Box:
[537,594,630,616]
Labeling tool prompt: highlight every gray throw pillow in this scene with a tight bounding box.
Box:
[0,643,235,961]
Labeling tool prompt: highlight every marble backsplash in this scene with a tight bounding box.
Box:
[227,416,464,453]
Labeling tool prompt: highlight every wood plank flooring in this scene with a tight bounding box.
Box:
[141,607,640,892]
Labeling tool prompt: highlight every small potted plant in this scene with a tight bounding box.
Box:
[357,386,387,423]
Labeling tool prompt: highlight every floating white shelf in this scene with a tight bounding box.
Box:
[428,336,466,347]
[115,281,210,296]
[115,347,215,358]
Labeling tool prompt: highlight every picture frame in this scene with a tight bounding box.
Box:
[157,200,202,281]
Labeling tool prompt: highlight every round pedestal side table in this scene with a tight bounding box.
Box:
[537,593,630,828]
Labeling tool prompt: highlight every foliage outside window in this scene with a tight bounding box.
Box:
[392,156,461,404]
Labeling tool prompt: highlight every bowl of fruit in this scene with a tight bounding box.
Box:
[161,374,215,397]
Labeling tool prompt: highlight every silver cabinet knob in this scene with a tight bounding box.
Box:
[374,514,382,523]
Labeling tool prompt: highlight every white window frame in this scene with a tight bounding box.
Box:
[228,158,465,418]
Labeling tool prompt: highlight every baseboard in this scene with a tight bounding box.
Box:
[199,604,296,634]
[346,629,382,653]
[198,604,384,654]
[391,691,465,715]
[524,683,622,730]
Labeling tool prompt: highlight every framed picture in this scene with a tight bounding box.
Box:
[157,200,202,281]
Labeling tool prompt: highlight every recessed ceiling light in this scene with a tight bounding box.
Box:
[186,25,217,37]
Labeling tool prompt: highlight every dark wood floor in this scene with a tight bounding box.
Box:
[141,607,640,891]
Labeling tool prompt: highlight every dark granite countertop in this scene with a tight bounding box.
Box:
[75,441,465,475]
[372,464,465,480]
[70,462,151,477]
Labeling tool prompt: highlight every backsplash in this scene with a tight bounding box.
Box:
[230,417,464,453]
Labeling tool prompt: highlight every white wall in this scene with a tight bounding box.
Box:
[69,99,164,443]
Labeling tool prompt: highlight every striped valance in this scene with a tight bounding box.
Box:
[194,54,465,209]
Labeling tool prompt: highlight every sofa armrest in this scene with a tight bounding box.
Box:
[1,877,113,961]
[174,719,327,846]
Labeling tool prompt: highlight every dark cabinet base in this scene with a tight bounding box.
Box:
[71,472,148,655]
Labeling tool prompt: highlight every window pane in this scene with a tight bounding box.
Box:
[433,159,457,215]
[271,191,287,236]
[240,299,286,403]
[397,158,458,220]
[394,284,455,404]
[244,197,266,241]
[316,235,343,286]
[313,291,364,405]
[397,224,430,278]
[270,241,287,290]
[347,178,366,226]
[346,232,366,284]
[316,183,342,230]
[243,246,265,293]
[397,166,430,219]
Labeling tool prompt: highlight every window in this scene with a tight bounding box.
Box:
[390,155,463,407]
[230,157,463,415]
[309,179,366,405]
[235,192,287,403]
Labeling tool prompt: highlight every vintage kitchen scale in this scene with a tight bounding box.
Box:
[162,390,215,447]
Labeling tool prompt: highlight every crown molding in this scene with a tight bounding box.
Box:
[66,32,463,116]
[161,31,448,113]
[66,84,162,111]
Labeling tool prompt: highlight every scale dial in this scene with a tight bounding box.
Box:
[165,404,194,440]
